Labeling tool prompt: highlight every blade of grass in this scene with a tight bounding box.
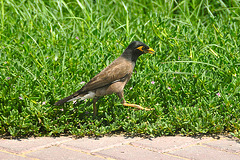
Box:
[161,61,221,70]
[1,0,4,30]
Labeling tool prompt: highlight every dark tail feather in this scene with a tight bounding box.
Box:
[54,95,75,106]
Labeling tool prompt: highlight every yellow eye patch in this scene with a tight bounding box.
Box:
[136,46,144,51]
[137,46,155,54]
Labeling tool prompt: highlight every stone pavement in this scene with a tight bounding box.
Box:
[0,135,239,160]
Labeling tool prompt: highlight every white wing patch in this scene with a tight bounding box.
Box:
[67,91,96,102]
[82,91,96,99]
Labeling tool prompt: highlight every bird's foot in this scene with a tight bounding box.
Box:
[144,107,155,111]
[123,103,154,111]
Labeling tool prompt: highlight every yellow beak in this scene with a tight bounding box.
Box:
[136,46,155,54]
[147,48,155,54]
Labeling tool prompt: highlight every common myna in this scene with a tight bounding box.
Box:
[55,41,155,116]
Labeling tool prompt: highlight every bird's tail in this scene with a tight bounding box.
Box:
[54,90,95,106]
[54,94,78,106]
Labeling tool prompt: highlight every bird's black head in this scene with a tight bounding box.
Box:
[122,41,155,62]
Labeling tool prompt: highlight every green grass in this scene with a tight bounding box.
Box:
[0,0,240,138]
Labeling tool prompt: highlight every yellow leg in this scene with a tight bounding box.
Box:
[117,91,154,111]
[122,103,154,111]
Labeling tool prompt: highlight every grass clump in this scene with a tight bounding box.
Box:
[0,0,240,138]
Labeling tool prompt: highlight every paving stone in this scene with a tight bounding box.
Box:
[203,138,240,153]
[0,135,239,160]
[0,151,30,160]
[168,145,240,160]
[0,137,72,153]
[62,135,140,152]
[131,136,211,152]
[95,144,183,160]
[26,146,104,160]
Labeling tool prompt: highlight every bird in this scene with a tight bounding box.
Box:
[54,41,155,116]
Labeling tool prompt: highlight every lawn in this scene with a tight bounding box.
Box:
[0,0,240,138]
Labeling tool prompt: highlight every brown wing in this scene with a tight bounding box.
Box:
[76,56,134,94]
[55,56,134,106]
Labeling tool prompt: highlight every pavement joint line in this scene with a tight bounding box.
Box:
[202,136,240,154]
[159,139,214,154]
[128,142,158,153]
[59,145,115,160]
[128,137,213,153]
[91,151,119,160]
[199,143,240,155]
[19,138,73,155]
[162,152,191,160]
[128,141,183,153]
[21,145,52,157]
[76,138,142,153]
[0,149,39,160]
